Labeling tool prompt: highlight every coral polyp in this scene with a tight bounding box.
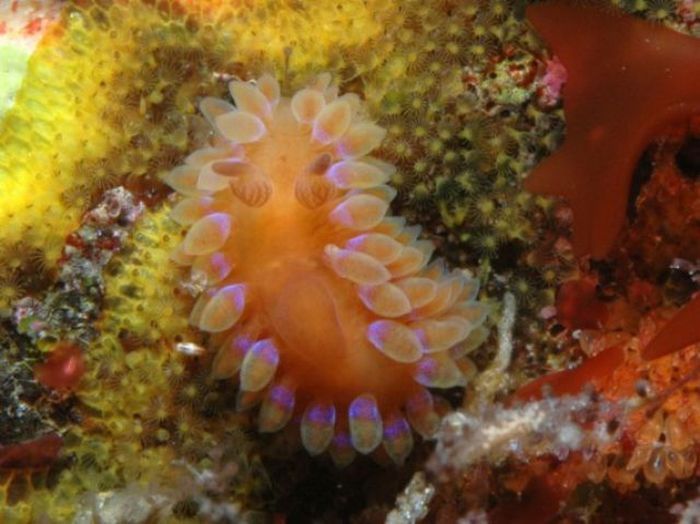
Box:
[166,73,487,465]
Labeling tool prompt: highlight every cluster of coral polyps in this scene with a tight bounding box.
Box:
[164,73,488,465]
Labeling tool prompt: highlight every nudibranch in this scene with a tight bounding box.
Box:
[164,73,487,465]
[525,0,700,259]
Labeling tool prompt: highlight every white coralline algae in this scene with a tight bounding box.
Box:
[429,391,628,476]
[386,472,435,524]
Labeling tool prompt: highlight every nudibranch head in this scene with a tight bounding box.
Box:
[165,73,488,465]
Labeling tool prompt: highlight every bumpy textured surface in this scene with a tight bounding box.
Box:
[0,0,395,306]
[100,203,192,346]
[356,0,572,322]
[167,73,488,465]
[419,1,700,521]
[4,0,698,521]
[0,0,577,330]
[2,206,265,521]
[0,0,552,519]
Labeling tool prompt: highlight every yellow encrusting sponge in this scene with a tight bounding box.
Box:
[0,0,394,287]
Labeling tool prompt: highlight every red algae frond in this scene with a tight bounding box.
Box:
[165,73,488,465]
[643,294,700,360]
[524,0,700,368]
[524,0,700,259]
[555,276,608,330]
[34,341,85,391]
[0,433,63,471]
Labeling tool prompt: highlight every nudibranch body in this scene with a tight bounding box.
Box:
[165,74,487,465]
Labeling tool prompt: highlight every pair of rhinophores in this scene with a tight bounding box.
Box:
[165,72,488,466]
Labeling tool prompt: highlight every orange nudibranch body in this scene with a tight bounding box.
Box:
[165,73,488,465]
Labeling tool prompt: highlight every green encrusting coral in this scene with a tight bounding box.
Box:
[356,0,572,320]
[0,0,395,307]
[2,205,269,521]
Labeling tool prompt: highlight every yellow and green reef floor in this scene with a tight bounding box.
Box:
[1,0,700,522]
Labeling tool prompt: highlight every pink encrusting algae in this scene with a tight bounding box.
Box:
[165,73,488,465]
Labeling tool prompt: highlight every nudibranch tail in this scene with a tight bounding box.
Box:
[166,73,488,465]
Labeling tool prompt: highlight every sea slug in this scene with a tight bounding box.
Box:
[165,73,487,465]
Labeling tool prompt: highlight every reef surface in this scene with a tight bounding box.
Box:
[0,0,699,522]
